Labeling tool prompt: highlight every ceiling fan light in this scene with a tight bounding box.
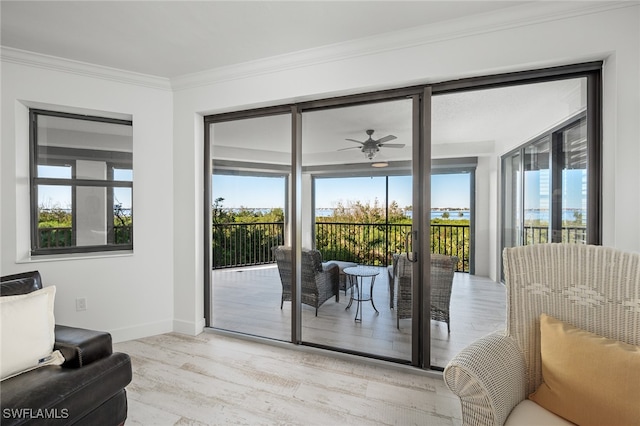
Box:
[371,161,388,168]
[363,146,378,159]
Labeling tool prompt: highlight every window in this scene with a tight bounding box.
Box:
[502,111,594,251]
[30,109,133,255]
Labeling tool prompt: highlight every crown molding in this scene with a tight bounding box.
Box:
[171,1,634,91]
[1,46,172,91]
[1,1,633,93]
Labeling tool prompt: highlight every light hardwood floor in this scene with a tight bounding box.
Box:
[114,332,463,425]
[211,265,506,367]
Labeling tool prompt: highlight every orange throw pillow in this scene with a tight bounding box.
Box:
[529,314,640,425]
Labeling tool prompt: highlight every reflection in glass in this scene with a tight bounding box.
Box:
[524,137,550,244]
[38,165,72,179]
[209,114,291,341]
[37,185,72,248]
[113,168,133,181]
[500,77,589,251]
[433,78,591,369]
[112,187,133,245]
[32,111,133,252]
[502,153,522,249]
[561,119,587,243]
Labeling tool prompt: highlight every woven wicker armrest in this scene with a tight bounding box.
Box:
[322,262,338,272]
[444,333,527,426]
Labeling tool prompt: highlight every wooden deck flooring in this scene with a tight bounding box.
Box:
[211,265,505,367]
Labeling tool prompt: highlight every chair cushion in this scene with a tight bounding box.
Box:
[505,400,572,426]
[528,314,640,425]
[0,286,63,380]
[324,260,357,289]
[324,260,357,272]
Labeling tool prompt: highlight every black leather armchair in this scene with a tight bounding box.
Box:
[1,271,132,426]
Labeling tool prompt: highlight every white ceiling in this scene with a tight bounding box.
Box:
[1,1,529,78]
[1,1,588,166]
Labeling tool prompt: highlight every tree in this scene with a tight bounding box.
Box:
[114,203,129,226]
[212,197,230,224]
[572,210,584,225]
[38,205,71,228]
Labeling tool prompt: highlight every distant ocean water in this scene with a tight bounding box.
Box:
[222,208,585,222]
[525,209,586,222]
[315,208,470,220]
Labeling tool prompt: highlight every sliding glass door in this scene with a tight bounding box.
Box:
[206,112,291,341]
[429,70,600,368]
[204,62,601,371]
[204,93,430,366]
[299,99,416,362]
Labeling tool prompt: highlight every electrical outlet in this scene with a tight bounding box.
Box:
[76,297,87,311]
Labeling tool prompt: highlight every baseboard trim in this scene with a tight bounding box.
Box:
[110,319,173,343]
[172,317,206,336]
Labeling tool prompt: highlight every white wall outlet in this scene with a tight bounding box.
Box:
[76,297,87,311]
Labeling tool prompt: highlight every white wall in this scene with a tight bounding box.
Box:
[0,57,175,342]
[172,3,640,335]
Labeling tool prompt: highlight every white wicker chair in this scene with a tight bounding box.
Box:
[443,244,640,425]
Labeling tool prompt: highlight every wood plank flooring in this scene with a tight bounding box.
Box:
[211,265,505,367]
[114,332,463,425]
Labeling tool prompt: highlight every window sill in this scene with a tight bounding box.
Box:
[17,250,134,264]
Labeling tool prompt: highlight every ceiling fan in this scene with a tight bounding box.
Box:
[338,129,405,160]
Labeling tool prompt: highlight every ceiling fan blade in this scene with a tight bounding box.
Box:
[337,146,361,151]
[379,143,405,148]
[375,135,397,144]
[345,138,365,145]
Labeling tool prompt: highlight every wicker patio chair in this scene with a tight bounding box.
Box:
[272,246,340,316]
[390,253,457,330]
[444,244,640,425]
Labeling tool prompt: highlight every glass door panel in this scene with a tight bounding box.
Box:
[429,78,588,368]
[429,171,473,368]
[430,172,471,272]
[209,114,291,341]
[561,118,587,243]
[301,99,413,361]
[524,137,551,244]
[502,153,522,250]
[501,77,590,251]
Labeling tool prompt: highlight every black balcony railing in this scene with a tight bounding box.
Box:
[524,225,587,244]
[315,222,411,267]
[430,224,470,272]
[38,227,73,248]
[212,222,285,269]
[212,221,471,272]
[37,226,133,248]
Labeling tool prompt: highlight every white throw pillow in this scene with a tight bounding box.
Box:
[0,286,63,380]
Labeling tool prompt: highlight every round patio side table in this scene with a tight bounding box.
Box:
[343,266,380,323]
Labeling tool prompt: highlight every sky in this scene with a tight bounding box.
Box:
[37,165,132,210]
[212,173,472,210]
[524,169,586,210]
[37,167,584,212]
